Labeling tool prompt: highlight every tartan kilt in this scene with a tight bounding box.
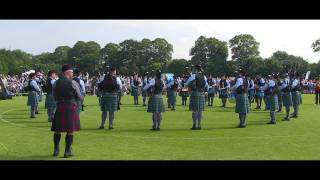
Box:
[219,89,228,99]
[235,93,250,114]
[282,92,292,107]
[255,91,264,98]
[189,91,205,111]
[131,88,140,96]
[265,95,271,110]
[277,91,283,104]
[142,89,148,97]
[208,87,214,97]
[118,90,124,97]
[45,93,56,109]
[51,102,80,133]
[38,92,43,102]
[147,94,165,113]
[269,94,279,111]
[291,91,301,106]
[27,91,39,107]
[167,89,177,104]
[100,92,118,112]
[248,89,256,98]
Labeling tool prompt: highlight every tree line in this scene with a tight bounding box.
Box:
[1,35,320,78]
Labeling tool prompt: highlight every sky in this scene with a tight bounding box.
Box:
[0,20,319,63]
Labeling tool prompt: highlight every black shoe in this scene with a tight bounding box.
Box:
[99,126,105,129]
[283,117,290,121]
[155,128,160,131]
[64,135,74,158]
[150,127,156,130]
[237,125,246,128]
[109,126,114,130]
[53,134,60,157]
[267,121,276,124]
[197,126,202,130]
[190,126,197,130]
[290,115,298,118]
[64,150,74,158]
[30,116,36,118]
[53,148,59,157]
[35,112,40,114]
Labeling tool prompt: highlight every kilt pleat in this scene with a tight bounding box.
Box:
[255,91,264,98]
[167,89,177,104]
[189,91,205,111]
[235,94,250,114]
[45,93,56,109]
[292,91,301,106]
[131,88,140,96]
[27,91,39,107]
[269,94,279,111]
[147,94,165,113]
[100,92,118,112]
[219,89,228,99]
[248,89,256,98]
[277,92,283,104]
[282,92,293,107]
[51,102,80,133]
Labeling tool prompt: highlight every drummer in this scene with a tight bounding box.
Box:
[219,75,230,108]
[179,75,190,106]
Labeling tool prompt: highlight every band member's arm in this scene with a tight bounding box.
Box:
[116,77,122,89]
[167,80,174,88]
[131,80,137,88]
[249,81,255,90]
[143,79,155,91]
[279,81,286,90]
[291,79,299,89]
[261,82,269,91]
[231,78,243,91]
[185,74,195,87]
[204,76,209,89]
[80,79,86,94]
[52,82,57,101]
[30,80,41,93]
[72,80,83,102]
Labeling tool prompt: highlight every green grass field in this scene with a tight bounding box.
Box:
[0,94,319,160]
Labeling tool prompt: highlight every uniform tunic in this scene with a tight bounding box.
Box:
[219,79,229,99]
[185,73,208,111]
[279,78,293,107]
[45,78,57,109]
[166,80,177,105]
[51,76,83,133]
[27,80,41,107]
[144,78,165,113]
[255,78,265,98]
[99,75,122,112]
[262,79,278,111]
[291,79,301,106]
[131,79,141,96]
[248,79,256,99]
[231,77,250,114]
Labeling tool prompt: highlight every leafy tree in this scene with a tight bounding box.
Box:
[229,34,260,71]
